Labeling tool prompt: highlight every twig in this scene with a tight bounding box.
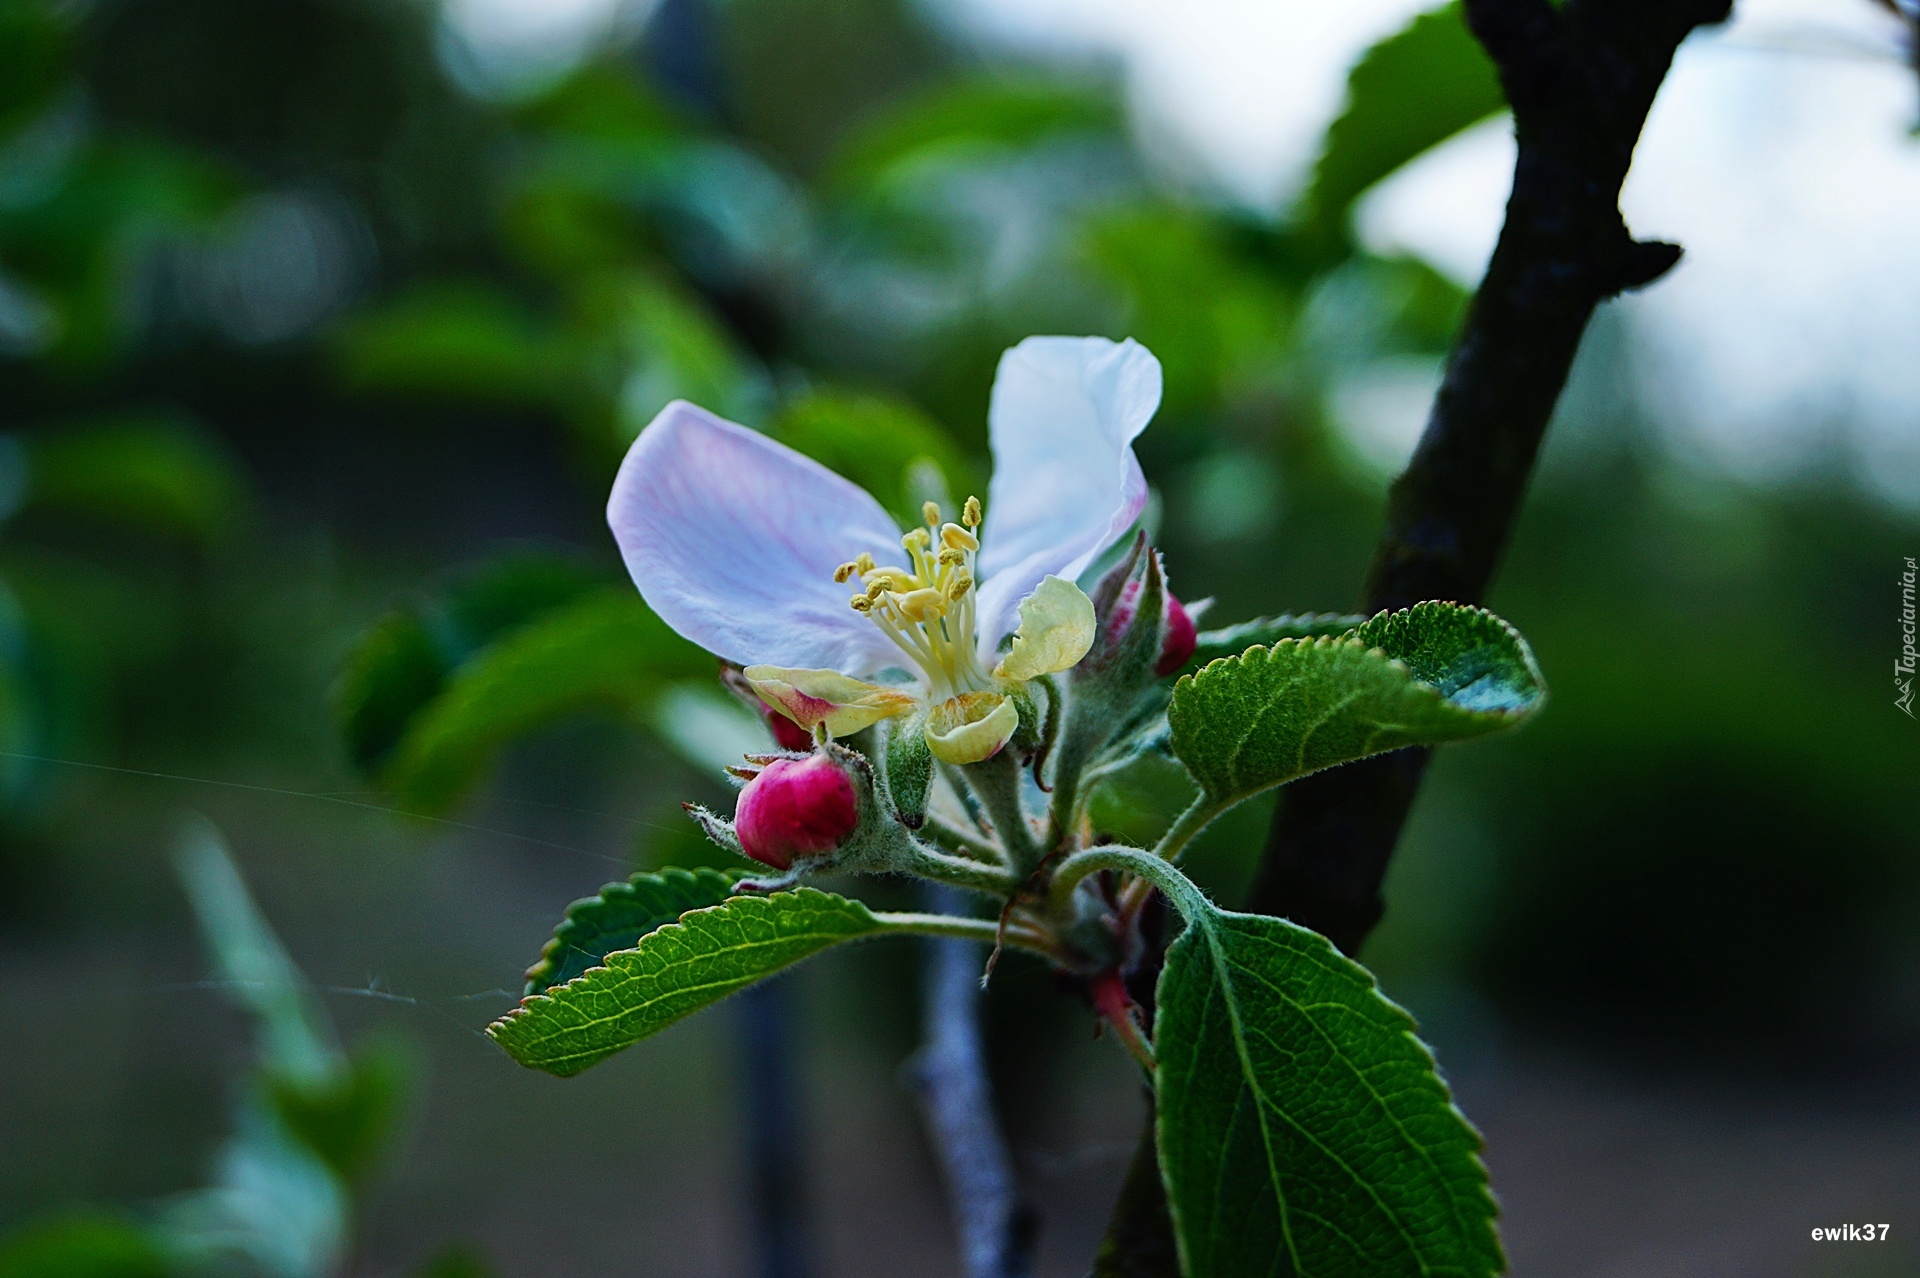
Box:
[1098,0,1734,1267]
[914,884,1037,1278]
[738,981,816,1278]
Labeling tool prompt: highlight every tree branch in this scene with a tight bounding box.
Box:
[1246,0,1732,947]
[914,884,1037,1278]
[1095,0,1732,1268]
[738,981,817,1278]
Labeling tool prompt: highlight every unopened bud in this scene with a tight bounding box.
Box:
[734,755,860,871]
[759,704,814,752]
[1106,578,1197,676]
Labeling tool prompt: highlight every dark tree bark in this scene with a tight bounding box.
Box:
[1094,0,1732,1269]
[1252,0,1733,947]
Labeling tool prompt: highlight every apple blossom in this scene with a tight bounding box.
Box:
[607,336,1163,767]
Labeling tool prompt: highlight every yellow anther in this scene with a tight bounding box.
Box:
[922,501,941,526]
[849,594,873,612]
[902,528,931,552]
[948,574,973,601]
[854,552,876,573]
[865,579,889,601]
[937,547,965,567]
[833,561,858,583]
[962,496,981,527]
[897,587,947,622]
[940,523,978,552]
[863,568,910,591]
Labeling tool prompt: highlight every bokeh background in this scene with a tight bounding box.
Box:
[1,0,1917,1273]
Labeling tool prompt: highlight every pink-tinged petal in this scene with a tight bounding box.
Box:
[742,665,918,737]
[975,337,1161,650]
[608,401,907,673]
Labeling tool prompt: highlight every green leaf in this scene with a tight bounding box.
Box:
[332,280,576,409]
[0,1215,171,1278]
[380,589,706,813]
[437,552,607,657]
[1169,602,1543,808]
[826,78,1119,194]
[332,553,608,776]
[174,821,341,1085]
[1187,612,1371,668]
[1304,3,1504,234]
[266,1039,412,1184]
[1156,898,1503,1277]
[24,416,247,544]
[594,272,757,442]
[490,888,884,1076]
[333,613,450,775]
[524,866,743,994]
[770,390,977,529]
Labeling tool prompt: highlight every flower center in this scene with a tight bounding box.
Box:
[837,497,993,701]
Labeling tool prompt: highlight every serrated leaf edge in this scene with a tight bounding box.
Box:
[1159,906,1505,1276]
[524,865,745,994]
[486,887,882,1068]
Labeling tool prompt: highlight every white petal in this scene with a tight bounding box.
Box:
[608,401,907,673]
[975,336,1161,649]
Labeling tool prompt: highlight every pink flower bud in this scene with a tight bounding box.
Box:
[760,704,815,752]
[734,755,859,870]
[1105,579,1198,677]
[1156,593,1196,675]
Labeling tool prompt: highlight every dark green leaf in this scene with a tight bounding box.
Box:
[333,553,605,776]
[770,391,977,528]
[490,888,883,1076]
[827,78,1119,194]
[0,1216,171,1278]
[1169,602,1543,807]
[437,551,606,657]
[266,1039,412,1184]
[1187,612,1370,668]
[333,613,449,775]
[524,866,743,994]
[332,281,575,408]
[380,590,706,813]
[1156,900,1503,1277]
[24,416,247,544]
[1304,3,1504,233]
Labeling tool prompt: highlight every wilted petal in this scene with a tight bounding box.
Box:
[975,337,1161,649]
[924,693,1019,765]
[743,665,918,737]
[994,575,1095,681]
[609,401,907,673]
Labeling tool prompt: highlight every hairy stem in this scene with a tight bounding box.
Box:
[1049,845,1203,921]
[964,751,1042,875]
[1150,797,1225,865]
[894,841,1024,899]
[913,884,1037,1278]
[921,812,1008,866]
